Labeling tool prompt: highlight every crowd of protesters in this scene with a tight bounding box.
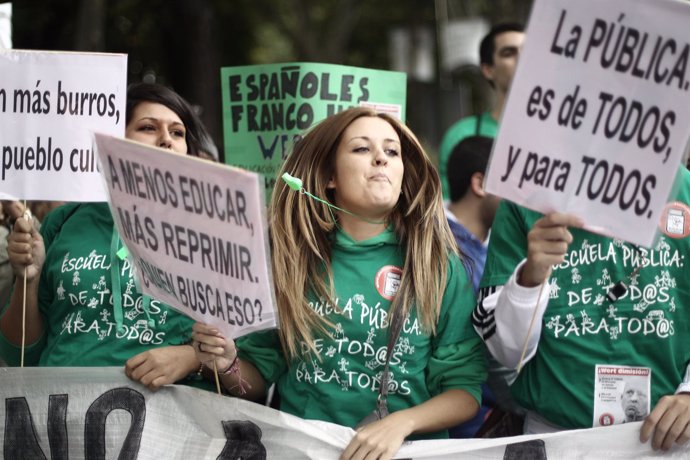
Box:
[1,21,689,460]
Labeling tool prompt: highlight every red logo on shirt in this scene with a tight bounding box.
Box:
[374,265,403,300]
[658,201,690,239]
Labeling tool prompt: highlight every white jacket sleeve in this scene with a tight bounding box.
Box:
[472,259,551,369]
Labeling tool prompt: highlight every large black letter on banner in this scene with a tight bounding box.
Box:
[4,397,48,459]
[217,420,267,460]
[503,439,547,459]
[84,388,146,460]
[48,394,69,460]
[4,394,69,460]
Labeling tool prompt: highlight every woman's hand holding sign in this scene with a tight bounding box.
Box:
[191,322,266,400]
[192,322,238,374]
[6,202,45,281]
[1,201,46,347]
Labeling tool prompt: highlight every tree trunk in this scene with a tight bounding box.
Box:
[171,0,223,161]
[74,0,106,51]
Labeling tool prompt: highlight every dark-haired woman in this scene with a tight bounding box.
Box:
[2,83,211,389]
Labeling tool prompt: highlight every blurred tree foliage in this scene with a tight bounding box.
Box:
[12,0,530,161]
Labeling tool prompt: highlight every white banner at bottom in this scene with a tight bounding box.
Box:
[0,367,687,459]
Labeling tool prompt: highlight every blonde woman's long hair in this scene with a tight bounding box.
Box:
[270,107,458,360]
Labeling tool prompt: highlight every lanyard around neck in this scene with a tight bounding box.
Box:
[110,225,153,333]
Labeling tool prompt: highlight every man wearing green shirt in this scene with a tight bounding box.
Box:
[473,169,690,451]
[440,23,524,200]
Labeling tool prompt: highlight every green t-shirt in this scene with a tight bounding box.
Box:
[0,203,211,389]
[439,112,498,200]
[481,169,690,429]
[238,227,486,438]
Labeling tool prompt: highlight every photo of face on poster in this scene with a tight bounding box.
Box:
[593,365,651,427]
[620,379,649,423]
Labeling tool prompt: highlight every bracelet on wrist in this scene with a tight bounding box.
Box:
[219,354,240,375]
[192,361,204,380]
[217,354,252,396]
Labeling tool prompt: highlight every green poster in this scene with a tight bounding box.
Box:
[221,62,407,198]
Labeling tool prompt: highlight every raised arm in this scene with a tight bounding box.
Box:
[473,213,582,369]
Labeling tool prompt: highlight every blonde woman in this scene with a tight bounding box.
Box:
[193,107,486,459]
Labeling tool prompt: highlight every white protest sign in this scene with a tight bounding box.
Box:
[484,0,690,247]
[2,367,687,459]
[94,134,277,340]
[0,50,126,201]
[0,3,10,50]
